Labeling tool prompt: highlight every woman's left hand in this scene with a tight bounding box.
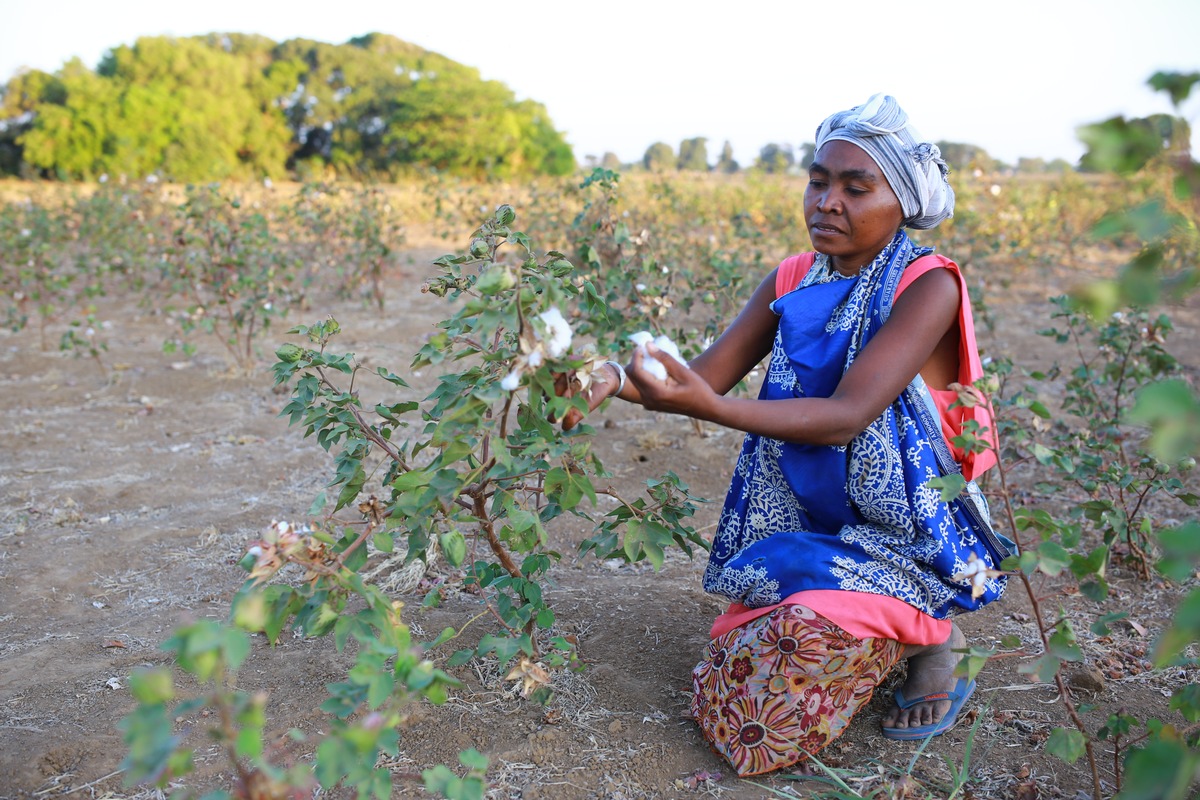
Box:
[628,343,717,420]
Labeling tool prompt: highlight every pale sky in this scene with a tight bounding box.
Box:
[1,0,1197,168]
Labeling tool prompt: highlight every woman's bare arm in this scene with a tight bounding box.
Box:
[630,267,961,446]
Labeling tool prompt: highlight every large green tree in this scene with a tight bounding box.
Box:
[1,32,575,180]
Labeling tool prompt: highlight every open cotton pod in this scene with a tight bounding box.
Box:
[629,331,684,382]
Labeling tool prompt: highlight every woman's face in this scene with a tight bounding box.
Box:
[804,140,905,275]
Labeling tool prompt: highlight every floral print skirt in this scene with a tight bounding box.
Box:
[690,602,903,777]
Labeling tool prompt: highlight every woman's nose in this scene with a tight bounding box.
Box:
[816,190,840,213]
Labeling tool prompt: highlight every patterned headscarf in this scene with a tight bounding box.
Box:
[814,94,955,230]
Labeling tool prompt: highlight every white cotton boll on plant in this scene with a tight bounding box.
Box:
[629,331,684,382]
[537,307,573,358]
[500,370,521,391]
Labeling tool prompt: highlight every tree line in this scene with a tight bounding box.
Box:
[612,110,1193,176]
[0,32,576,182]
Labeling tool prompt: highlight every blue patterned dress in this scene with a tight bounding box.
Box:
[703,232,1011,618]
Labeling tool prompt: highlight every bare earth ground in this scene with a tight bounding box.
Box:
[1,234,1198,800]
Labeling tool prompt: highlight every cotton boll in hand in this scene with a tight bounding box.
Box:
[629,331,684,382]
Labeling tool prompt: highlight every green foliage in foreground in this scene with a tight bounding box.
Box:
[0,32,574,181]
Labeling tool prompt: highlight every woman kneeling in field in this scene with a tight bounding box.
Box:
[567,94,1013,776]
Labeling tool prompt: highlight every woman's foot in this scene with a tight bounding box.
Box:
[881,623,966,732]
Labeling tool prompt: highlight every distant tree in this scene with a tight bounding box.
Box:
[798,142,816,170]
[714,140,738,173]
[936,140,995,173]
[756,142,794,174]
[511,98,576,176]
[1045,158,1074,173]
[677,137,708,171]
[601,151,622,170]
[1016,156,1047,174]
[643,141,675,172]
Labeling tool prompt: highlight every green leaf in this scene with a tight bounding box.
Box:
[1148,70,1200,107]
[439,529,467,567]
[392,469,432,492]
[234,726,263,760]
[262,585,300,644]
[1119,738,1200,800]
[460,746,489,770]
[1018,653,1061,683]
[1048,624,1084,663]
[374,367,411,388]
[1072,545,1109,578]
[477,633,528,668]
[1079,578,1109,602]
[954,645,994,682]
[1153,588,1200,666]
[1036,541,1071,576]
[1157,522,1200,581]
[1091,611,1129,636]
[1045,727,1087,764]
[1029,442,1056,466]
[428,627,457,649]
[1169,684,1200,723]
[303,602,340,638]
[1128,380,1200,464]
[334,464,367,511]
[623,519,644,563]
[642,532,665,571]
[927,474,967,503]
[372,529,394,554]
[447,649,474,668]
[366,670,394,709]
[118,703,184,785]
[128,668,174,705]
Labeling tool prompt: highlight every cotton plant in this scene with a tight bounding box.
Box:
[121,515,463,800]
[267,203,708,704]
[501,306,579,391]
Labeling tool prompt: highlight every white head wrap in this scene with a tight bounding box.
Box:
[814,94,955,230]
